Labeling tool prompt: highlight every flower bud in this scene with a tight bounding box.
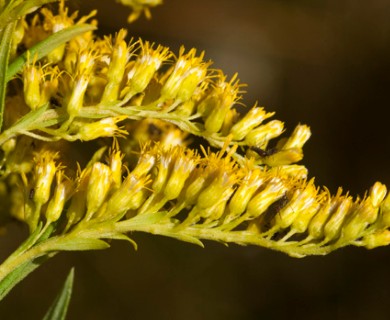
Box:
[291,200,321,234]
[204,79,238,134]
[244,120,284,146]
[180,169,208,205]
[363,230,390,249]
[106,174,148,217]
[152,155,170,193]
[176,67,207,102]
[11,18,25,58]
[197,172,235,210]
[380,192,390,228]
[227,170,264,220]
[307,195,332,240]
[66,191,86,227]
[34,152,58,205]
[23,63,42,110]
[160,47,208,102]
[66,50,95,117]
[109,149,124,189]
[369,182,387,208]
[280,124,311,150]
[323,196,352,241]
[269,165,308,180]
[230,107,274,141]
[45,172,68,223]
[77,117,127,141]
[262,148,303,166]
[203,190,232,222]
[86,162,112,219]
[274,180,317,229]
[101,30,130,103]
[341,199,379,242]
[246,178,287,219]
[220,108,239,136]
[164,151,197,200]
[132,151,156,177]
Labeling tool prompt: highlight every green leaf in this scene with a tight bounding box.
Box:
[0,0,59,32]
[42,268,75,320]
[50,237,110,251]
[0,20,15,132]
[109,233,138,250]
[6,23,96,81]
[162,232,205,248]
[0,255,50,301]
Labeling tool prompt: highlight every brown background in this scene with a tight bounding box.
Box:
[2,0,390,319]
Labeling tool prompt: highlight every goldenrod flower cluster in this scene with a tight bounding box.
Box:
[0,0,389,263]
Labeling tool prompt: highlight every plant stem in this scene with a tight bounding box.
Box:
[0,237,59,282]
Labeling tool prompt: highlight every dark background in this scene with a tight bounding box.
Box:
[2,0,390,319]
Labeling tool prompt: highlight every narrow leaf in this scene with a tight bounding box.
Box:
[42,268,75,320]
[162,232,205,248]
[0,21,15,132]
[109,233,138,250]
[6,24,96,81]
[50,237,110,251]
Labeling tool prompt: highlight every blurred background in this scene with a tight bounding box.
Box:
[2,0,390,319]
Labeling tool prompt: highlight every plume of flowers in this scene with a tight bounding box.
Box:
[0,2,389,311]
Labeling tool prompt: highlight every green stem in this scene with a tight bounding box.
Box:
[0,237,58,282]
[115,218,338,257]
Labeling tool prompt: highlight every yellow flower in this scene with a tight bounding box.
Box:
[45,171,70,223]
[101,30,132,103]
[163,148,198,200]
[86,162,112,219]
[160,47,210,104]
[230,105,275,141]
[40,0,97,62]
[22,57,42,110]
[280,124,311,150]
[33,151,59,206]
[106,174,149,218]
[65,49,96,117]
[76,117,127,141]
[202,73,243,133]
[117,0,163,23]
[125,40,171,95]
[108,147,124,189]
[244,120,285,147]
[227,167,265,220]
[273,179,318,230]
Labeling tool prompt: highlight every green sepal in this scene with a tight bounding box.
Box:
[50,237,110,251]
[42,268,75,320]
[6,23,96,81]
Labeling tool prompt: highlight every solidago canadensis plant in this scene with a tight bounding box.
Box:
[0,0,390,316]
